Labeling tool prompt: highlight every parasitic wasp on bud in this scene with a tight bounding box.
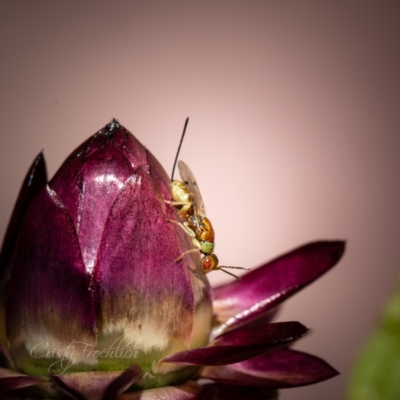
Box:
[165,118,250,280]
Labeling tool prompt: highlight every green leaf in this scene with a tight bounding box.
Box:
[347,276,400,400]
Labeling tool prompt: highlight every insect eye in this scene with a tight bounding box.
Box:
[201,254,218,274]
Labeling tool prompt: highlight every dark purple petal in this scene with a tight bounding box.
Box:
[50,121,148,219]
[92,168,204,369]
[101,365,142,400]
[199,348,339,388]
[117,381,208,400]
[204,384,277,400]
[49,122,146,271]
[6,186,96,375]
[212,241,345,336]
[51,370,132,400]
[0,152,47,283]
[0,367,47,393]
[162,322,308,366]
[75,146,135,271]
[237,308,280,330]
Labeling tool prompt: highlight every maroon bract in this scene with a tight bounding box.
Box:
[0,121,344,399]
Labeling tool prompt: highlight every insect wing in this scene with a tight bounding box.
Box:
[177,160,206,218]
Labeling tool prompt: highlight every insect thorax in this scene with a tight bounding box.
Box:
[200,241,214,255]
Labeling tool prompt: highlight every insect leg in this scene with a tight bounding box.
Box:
[164,200,189,206]
[166,219,196,238]
[175,248,200,262]
[164,200,192,219]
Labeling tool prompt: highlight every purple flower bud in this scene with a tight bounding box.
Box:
[0,120,345,399]
[5,121,213,388]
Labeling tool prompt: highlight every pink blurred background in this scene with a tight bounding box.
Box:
[1,2,400,399]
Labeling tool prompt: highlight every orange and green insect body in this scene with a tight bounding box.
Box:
[168,119,250,279]
[168,162,250,280]
[187,215,215,253]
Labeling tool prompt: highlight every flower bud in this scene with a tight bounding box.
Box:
[6,120,213,388]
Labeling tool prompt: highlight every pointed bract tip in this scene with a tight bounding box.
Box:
[330,240,346,264]
[105,118,121,134]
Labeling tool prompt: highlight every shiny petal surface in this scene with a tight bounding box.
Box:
[117,381,207,400]
[49,122,146,274]
[199,348,339,388]
[92,169,201,370]
[0,367,47,393]
[6,186,97,376]
[162,322,307,366]
[212,241,345,336]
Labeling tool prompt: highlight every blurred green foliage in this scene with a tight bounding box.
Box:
[347,276,400,400]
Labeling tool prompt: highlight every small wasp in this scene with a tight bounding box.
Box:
[166,118,249,280]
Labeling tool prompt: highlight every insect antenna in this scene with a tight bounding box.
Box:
[171,117,189,182]
[220,268,241,280]
[219,266,251,280]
